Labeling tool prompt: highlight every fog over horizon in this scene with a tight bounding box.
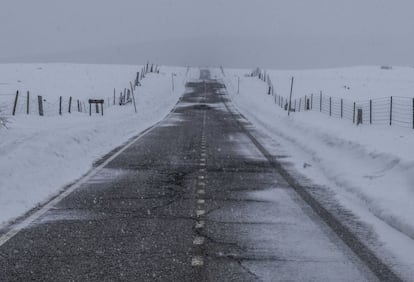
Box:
[1,0,414,69]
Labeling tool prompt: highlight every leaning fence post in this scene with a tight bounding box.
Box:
[37,95,44,116]
[390,96,393,126]
[68,96,72,113]
[130,81,137,113]
[59,96,62,115]
[26,91,30,114]
[288,77,294,116]
[12,90,19,115]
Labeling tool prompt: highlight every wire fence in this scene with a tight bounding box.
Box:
[0,62,160,118]
[251,69,414,129]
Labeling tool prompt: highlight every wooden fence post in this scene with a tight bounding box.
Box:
[390,96,393,126]
[341,99,343,119]
[26,91,30,114]
[353,102,356,124]
[68,96,72,113]
[130,81,137,113]
[12,90,19,115]
[319,91,322,112]
[288,77,294,116]
[59,96,62,115]
[370,99,372,124]
[38,96,44,116]
[77,100,80,112]
[113,88,116,105]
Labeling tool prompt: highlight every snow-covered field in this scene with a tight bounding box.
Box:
[2,63,414,277]
[223,66,414,279]
[0,63,189,227]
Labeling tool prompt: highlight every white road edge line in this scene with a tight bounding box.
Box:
[0,108,175,247]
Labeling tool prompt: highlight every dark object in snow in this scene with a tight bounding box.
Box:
[303,163,311,168]
[88,99,104,116]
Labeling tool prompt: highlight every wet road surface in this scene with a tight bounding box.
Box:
[0,70,397,281]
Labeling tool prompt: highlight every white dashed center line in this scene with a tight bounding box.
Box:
[193,236,205,245]
[191,256,204,267]
[196,210,205,217]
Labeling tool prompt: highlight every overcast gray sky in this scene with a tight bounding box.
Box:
[1,0,413,69]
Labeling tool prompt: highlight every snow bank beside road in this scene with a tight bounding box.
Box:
[223,67,414,277]
[0,64,186,227]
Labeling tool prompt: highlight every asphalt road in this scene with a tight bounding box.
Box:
[0,70,397,281]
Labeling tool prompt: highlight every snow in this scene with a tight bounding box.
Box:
[223,66,414,279]
[0,63,186,227]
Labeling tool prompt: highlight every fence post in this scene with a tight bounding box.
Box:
[12,90,19,115]
[298,98,301,112]
[390,96,393,126]
[288,77,294,116]
[113,88,116,105]
[370,99,372,124]
[311,94,313,110]
[329,97,332,116]
[341,99,343,118]
[320,91,322,112]
[89,102,92,116]
[77,100,80,112]
[353,102,356,124]
[357,109,363,125]
[38,96,44,116]
[68,96,72,113]
[26,91,30,114]
[130,81,137,113]
[59,96,62,115]
[412,98,414,129]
